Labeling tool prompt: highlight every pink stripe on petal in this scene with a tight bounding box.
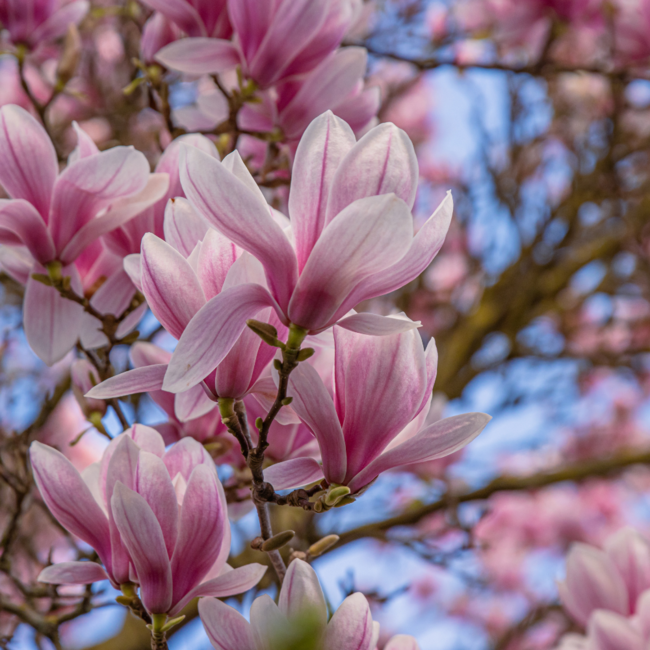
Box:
[30,443,110,563]
[163,197,209,258]
[170,465,225,609]
[279,559,327,626]
[0,199,55,263]
[287,363,346,484]
[163,283,278,393]
[141,233,205,340]
[327,122,419,221]
[288,111,355,271]
[60,173,169,264]
[0,105,58,220]
[280,48,367,141]
[288,194,413,332]
[347,413,490,493]
[111,482,172,613]
[135,452,178,558]
[170,564,266,616]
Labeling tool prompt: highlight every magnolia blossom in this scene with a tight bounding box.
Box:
[266,324,490,493]
[156,0,359,85]
[0,0,88,49]
[0,105,168,363]
[192,47,380,142]
[199,558,421,650]
[31,425,266,616]
[558,527,650,625]
[87,194,286,421]
[140,0,231,40]
[162,111,452,393]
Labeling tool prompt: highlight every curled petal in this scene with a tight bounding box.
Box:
[86,365,168,399]
[287,362,346,484]
[111,482,172,613]
[198,598,256,650]
[156,38,239,74]
[38,562,108,585]
[170,564,266,616]
[0,105,58,219]
[30,442,110,564]
[263,458,324,491]
[0,199,54,263]
[278,559,327,627]
[163,283,278,393]
[347,413,491,493]
[321,593,374,650]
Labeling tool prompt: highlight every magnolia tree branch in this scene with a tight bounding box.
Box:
[328,447,650,549]
[218,323,309,582]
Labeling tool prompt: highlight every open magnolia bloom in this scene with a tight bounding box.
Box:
[268,323,490,493]
[162,110,453,392]
[30,426,266,616]
[0,105,169,364]
[558,527,650,626]
[86,198,286,422]
[155,0,360,86]
[0,0,89,49]
[199,558,421,650]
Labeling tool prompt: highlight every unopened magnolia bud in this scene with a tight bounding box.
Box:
[308,535,340,557]
[255,417,264,430]
[56,24,82,89]
[247,319,284,348]
[273,359,282,371]
[297,348,315,361]
[313,500,324,513]
[72,360,107,418]
[324,485,351,507]
[261,530,295,552]
[281,396,293,406]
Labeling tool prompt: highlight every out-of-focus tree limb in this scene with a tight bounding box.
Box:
[330,447,650,548]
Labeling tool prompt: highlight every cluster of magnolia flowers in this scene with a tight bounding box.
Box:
[555,527,650,650]
[0,99,490,648]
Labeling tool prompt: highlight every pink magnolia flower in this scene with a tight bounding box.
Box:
[30,425,266,616]
[155,0,359,87]
[140,0,231,40]
[0,0,88,49]
[87,197,284,421]
[200,558,420,650]
[0,106,168,363]
[163,111,453,393]
[140,12,181,64]
[272,324,489,492]
[209,47,379,142]
[558,528,650,625]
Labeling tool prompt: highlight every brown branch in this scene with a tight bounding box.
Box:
[331,447,650,549]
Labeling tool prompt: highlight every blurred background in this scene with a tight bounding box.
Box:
[3,0,650,648]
